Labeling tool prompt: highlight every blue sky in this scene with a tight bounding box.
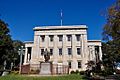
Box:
[0,0,115,41]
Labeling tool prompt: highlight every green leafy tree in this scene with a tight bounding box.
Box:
[0,19,13,69]
[103,0,120,40]
[12,40,24,68]
[102,0,120,75]
[102,41,119,75]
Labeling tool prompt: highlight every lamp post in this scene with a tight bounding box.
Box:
[18,46,24,74]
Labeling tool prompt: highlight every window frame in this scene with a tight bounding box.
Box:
[50,49,53,55]
[49,35,54,42]
[77,48,81,55]
[76,35,80,41]
[41,49,44,56]
[68,62,71,68]
[68,48,72,55]
[67,35,71,41]
[59,48,62,55]
[58,35,63,42]
[78,61,81,68]
[41,35,45,42]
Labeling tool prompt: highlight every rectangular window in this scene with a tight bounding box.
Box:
[27,47,32,59]
[76,35,80,41]
[77,48,81,55]
[59,48,62,55]
[41,49,44,55]
[58,35,63,42]
[78,61,81,68]
[41,35,45,42]
[49,35,54,42]
[68,48,72,55]
[50,49,53,55]
[68,62,71,68]
[67,35,71,41]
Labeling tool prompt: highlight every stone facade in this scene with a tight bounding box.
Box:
[23,25,102,72]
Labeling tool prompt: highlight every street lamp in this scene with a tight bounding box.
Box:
[18,46,25,74]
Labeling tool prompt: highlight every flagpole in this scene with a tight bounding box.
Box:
[61,9,63,26]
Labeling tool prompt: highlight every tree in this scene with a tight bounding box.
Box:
[103,0,120,40]
[12,40,24,68]
[102,0,120,57]
[102,0,120,75]
[0,19,13,69]
[102,41,118,75]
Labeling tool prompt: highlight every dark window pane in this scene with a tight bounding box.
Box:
[78,61,81,68]
[41,49,44,55]
[50,49,53,55]
[59,48,62,55]
[76,35,80,41]
[49,35,54,42]
[77,48,81,55]
[68,48,72,55]
[68,62,71,68]
[67,35,71,41]
[41,35,45,42]
[58,35,63,41]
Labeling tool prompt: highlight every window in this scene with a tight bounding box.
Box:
[78,61,81,68]
[41,35,45,42]
[68,62,71,68]
[77,48,81,55]
[76,35,80,41]
[49,35,54,42]
[68,48,72,55]
[27,47,32,59]
[41,49,44,55]
[50,49,53,55]
[58,35,63,41]
[67,35,71,41]
[59,48,62,55]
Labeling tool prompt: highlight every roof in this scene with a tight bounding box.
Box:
[33,25,87,31]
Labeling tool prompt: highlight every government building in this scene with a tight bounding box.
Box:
[23,25,102,73]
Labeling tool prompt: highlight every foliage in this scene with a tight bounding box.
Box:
[103,0,120,40]
[0,19,24,70]
[102,0,120,63]
[70,70,80,74]
[0,19,13,69]
[102,41,119,75]
[70,71,75,74]
[10,71,19,75]
[0,74,85,80]
[79,71,86,75]
[12,40,24,69]
[102,0,120,75]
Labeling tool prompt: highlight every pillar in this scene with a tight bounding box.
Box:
[63,34,67,65]
[23,47,28,65]
[99,46,102,61]
[53,35,58,64]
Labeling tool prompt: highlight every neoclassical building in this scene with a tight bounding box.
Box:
[23,25,102,72]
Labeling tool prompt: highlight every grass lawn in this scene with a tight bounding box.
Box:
[0,74,86,80]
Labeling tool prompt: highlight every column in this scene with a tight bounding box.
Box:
[31,35,39,64]
[72,34,76,58]
[23,47,28,65]
[45,35,49,49]
[71,34,77,70]
[99,46,102,61]
[81,34,84,58]
[37,36,40,58]
[53,35,58,64]
[92,46,95,61]
[62,34,67,65]
[81,34,88,70]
